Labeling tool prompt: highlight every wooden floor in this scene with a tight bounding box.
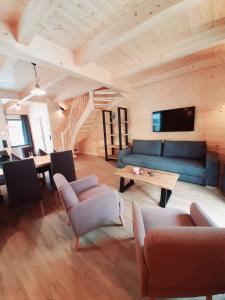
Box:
[0,154,225,300]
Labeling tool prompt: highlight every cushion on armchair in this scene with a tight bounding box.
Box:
[132,140,162,156]
[78,184,111,202]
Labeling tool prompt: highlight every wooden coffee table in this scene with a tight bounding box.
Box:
[114,165,179,208]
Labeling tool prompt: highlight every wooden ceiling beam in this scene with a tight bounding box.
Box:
[74,0,200,66]
[0,89,19,101]
[132,48,225,88]
[115,24,225,78]
[54,82,100,103]
[0,22,130,93]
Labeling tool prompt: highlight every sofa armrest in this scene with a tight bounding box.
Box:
[117,147,131,168]
[69,175,98,194]
[68,189,120,237]
[144,227,225,298]
[205,151,220,187]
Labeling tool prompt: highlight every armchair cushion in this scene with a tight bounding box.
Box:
[141,206,194,231]
[70,175,98,194]
[144,227,225,298]
[77,184,111,202]
[69,189,121,237]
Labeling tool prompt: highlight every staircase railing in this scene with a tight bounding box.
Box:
[61,92,94,151]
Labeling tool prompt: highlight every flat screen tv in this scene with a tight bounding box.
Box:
[152,106,195,132]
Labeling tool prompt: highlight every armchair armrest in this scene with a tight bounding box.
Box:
[70,175,98,194]
[144,227,225,298]
[68,189,120,237]
[117,147,131,168]
[205,151,220,187]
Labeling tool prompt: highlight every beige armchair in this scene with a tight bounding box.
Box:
[54,173,124,249]
[132,201,225,300]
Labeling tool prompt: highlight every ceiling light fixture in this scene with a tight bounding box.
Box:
[15,102,21,111]
[30,63,47,96]
[59,105,65,112]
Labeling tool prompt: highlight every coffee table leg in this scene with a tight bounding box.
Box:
[119,177,134,193]
[159,188,172,208]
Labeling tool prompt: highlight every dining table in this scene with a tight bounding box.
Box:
[0,155,51,176]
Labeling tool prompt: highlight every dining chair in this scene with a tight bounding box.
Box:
[0,151,10,168]
[0,171,5,202]
[50,150,76,183]
[11,153,21,161]
[38,149,47,156]
[21,145,36,158]
[2,159,42,206]
[35,148,50,180]
[0,150,10,159]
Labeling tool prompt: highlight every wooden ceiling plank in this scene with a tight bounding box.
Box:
[74,0,202,66]
[132,46,225,87]
[0,22,130,93]
[115,24,225,78]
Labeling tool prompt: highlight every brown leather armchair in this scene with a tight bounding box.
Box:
[132,201,225,300]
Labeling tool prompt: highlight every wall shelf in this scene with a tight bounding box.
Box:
[102,107,128,161]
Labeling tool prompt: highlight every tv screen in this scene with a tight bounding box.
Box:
[153,106,195,132]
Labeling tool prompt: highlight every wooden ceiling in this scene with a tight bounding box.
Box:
[0,0,225,106]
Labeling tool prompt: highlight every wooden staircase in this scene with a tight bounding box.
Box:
[61,87,126,151]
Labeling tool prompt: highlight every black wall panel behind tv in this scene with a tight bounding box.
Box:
[152,106,195,132]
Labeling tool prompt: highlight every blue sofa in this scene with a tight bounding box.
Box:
[117,140,220,187]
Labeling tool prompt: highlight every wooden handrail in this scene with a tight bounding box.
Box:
[61,92,94,151]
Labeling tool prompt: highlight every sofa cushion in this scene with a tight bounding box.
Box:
[163,140,207,160]
[132,140,162,156]
[122,154,206,178]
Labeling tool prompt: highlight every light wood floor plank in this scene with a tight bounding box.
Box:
[0,154,224,300]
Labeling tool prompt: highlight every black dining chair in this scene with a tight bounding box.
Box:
[0,171,5,202]
[11,153,21,161]
[0,151,10,169]
[2,159,42,206]
[36,149,51,180]
[21,145,36,158]
[0,150,10,158]
[38,149,47,156]
[50,150,76,183]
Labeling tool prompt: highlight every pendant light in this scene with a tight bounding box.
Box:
[30,63,47,96]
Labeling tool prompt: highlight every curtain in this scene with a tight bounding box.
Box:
[21,115,34,147]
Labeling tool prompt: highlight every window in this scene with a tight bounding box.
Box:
[7,115,32,147]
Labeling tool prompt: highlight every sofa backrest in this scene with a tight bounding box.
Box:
[163,140,207,160]
[132,140,162,156]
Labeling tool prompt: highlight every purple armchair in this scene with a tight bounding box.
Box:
[54,173,124,249]
[132,202,225,300]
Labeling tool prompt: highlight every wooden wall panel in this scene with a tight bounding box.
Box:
[79,63,225,166]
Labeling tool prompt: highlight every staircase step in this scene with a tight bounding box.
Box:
[93,97,123,101]
[93,91,118,95]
